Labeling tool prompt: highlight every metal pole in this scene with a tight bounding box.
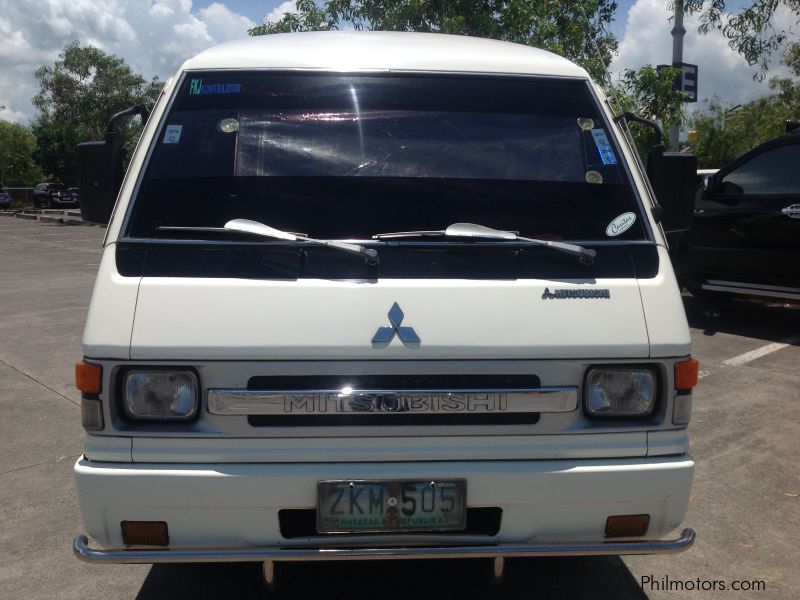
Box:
[669,0,685,149]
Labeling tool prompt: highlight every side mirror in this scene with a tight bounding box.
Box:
[703,172,720,199]
[76,104,150,226]
[647,146,697,233]
[77,131,123,226]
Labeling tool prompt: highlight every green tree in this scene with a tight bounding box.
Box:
[30,42,162,185]
[767,41,800,114]
[607,65,688,154]
[250,0,619,82]
[690,42,800,167]
[0,120,43,187]
[684,0,800,77]
[691,95,790,168]
[250,0,337,33]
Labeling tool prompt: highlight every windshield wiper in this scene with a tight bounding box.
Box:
[373,222,596,265]
[157,225,309,237]
[223,219,379,265]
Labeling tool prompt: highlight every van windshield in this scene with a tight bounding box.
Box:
[126,72,647,242]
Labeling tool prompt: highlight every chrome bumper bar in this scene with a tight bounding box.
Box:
[74,529,694,564]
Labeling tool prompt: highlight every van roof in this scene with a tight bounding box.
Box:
[180,31,590,79]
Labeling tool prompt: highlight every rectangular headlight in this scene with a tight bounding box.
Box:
[123,370,198,420]
[584,368,656,417]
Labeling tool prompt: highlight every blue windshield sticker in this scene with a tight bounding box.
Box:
[189,79,241,96]
[591,128,617,165]
[163,124,183,144]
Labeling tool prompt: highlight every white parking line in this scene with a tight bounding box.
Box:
[723,335,800,367]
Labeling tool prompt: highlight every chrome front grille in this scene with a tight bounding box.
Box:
[208,387,577,416]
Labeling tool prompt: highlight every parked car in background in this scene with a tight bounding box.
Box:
[0,186,10,209]
[673,121,800,302]
[33,182,79,209]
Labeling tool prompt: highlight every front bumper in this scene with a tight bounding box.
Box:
[74,528,695,563]
[74,455,694,554]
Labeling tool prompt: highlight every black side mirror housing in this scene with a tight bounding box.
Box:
[77,132,123,226]
[704,172,720,199]
[612,112,697,234]
[76,104,150,226]
[647,146,697,233]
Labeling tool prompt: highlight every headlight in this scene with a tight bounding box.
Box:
[584,368,656,417]
[123,370,198,420]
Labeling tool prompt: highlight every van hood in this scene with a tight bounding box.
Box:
[82,245,690,361]
[128,277,650,360]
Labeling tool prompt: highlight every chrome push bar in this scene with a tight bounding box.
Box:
[74,528,695,563]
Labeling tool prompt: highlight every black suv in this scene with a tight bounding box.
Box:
[33,183,79,209]
[673,122,800,302]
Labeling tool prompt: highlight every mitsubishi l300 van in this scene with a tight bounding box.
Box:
[72,32,698,586]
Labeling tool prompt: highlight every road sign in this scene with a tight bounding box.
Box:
[659,62,698,103]
[676,62,698,102]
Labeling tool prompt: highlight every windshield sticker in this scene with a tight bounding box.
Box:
[585,170,603,184]
[189,78,241,96]
[577,117,595,131]
[590,128,617,165]
[606,212,637,237]
[163,124,183,144]
[218,118,239,133]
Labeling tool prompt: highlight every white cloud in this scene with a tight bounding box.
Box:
[612,0,795,110]
[265,1,297,24]
[200,2,256,39]
[0,0,256,123]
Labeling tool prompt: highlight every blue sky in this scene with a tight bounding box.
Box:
[197,0,272,22]
[0,0,793,123]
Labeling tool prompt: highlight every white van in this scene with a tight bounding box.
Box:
[72,32,699,586]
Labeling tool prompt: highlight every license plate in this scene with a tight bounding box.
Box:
[317,479,466,533]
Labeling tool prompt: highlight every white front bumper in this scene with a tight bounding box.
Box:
[75,455,693,550]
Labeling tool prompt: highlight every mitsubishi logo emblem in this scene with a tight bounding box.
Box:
[372,303,420,346]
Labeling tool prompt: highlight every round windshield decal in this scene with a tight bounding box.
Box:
[606,212,637,237]
[585,170,603,184]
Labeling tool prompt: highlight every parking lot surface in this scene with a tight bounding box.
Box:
[0,218,798,599]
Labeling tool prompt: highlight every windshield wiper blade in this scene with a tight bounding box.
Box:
[373,222,596,265]
[224,219,379,265]
[157,225,309,236]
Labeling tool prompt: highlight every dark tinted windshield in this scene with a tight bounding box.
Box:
[127,72,646,242]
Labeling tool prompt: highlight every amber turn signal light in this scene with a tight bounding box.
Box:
[121,521,169,546]
[75,362,103,394]
[674,358,699,390]
[605,514,650,538]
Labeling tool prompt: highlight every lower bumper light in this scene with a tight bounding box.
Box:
[80,397,104,431]
[605,514,650,538]
[121,521,169,546]
[673,393,693,425]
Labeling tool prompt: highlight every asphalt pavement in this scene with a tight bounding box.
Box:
[0,217,797,599]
